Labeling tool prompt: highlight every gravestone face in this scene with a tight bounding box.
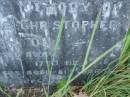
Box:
[0,0,130,87]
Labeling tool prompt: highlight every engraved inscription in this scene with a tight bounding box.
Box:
[0,0,129,86]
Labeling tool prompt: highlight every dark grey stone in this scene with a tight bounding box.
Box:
[0,0,130,87]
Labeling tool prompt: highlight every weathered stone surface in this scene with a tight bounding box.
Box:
[0,0,130,87]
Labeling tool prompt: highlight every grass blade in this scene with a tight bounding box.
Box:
[82,10,101,70]
[48,17,64,94]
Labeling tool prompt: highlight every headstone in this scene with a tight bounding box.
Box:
[0,0,130,87]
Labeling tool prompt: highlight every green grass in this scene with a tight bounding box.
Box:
[51,11,130,97]
[82,10,101,70]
